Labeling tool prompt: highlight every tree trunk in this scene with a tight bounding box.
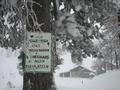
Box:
[114,50,119,69]
[119,58,120,69]
[23,73,55,90]
[23,0,56,90]
[103,59,106,72]
[110,44,113,70]
[110,53,113,70]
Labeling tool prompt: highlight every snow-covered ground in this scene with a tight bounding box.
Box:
[55,70,120,90]
[0,48,120,90]
[0,48,23,90]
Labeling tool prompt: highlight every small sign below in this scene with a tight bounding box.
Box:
[25,32,52,73]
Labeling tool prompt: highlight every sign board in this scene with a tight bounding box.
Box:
[25,32,52,73]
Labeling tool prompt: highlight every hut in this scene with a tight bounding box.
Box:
[60,66,95,78]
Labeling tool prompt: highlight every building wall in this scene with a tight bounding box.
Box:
[70,70,81,77]
[70,70,94,78]
[60,72,70,77]
[60,66,95,78]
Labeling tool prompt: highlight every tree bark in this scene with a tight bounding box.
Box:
[119,58,120,69]
[114,50,119,69]
[23,73,55,90]
[110,53,113,70]
[23,0,56,90]
[103,59,106,72]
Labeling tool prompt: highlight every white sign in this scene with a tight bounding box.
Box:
[25,32,52,73]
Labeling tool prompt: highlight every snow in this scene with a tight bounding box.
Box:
[55,70,120,90]
[70,9,74,14]
[59,2,64,10]
[66,15,82,38]
[75,5,82,11]
[0,48,23,90]
[81,56,96,70]
[0,48,120,90]
[3,12,15,29]
[55,51,76,76]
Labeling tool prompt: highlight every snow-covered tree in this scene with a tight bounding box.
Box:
[92,0,120,72]
[55,0,118,64]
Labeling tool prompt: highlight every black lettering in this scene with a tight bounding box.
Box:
[32,44,41,47]
[25,64,49,69]
[29,39,48,43]
[29,49,49,52]
[32,55,49,59]
[35,60,45,63]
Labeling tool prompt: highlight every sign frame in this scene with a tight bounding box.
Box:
[24,32,53,73]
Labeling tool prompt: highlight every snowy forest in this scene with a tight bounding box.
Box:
[0,0,120,90]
